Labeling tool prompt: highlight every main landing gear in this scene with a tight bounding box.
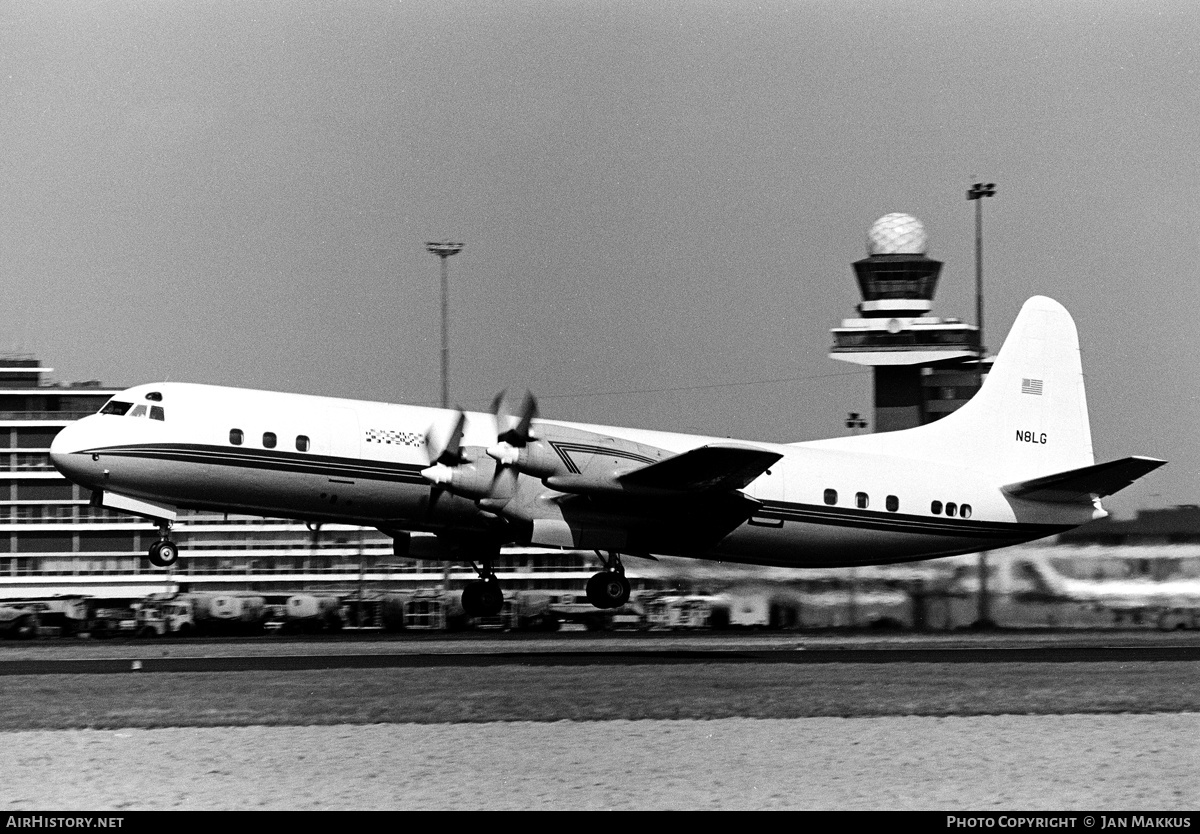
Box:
[586,551,631,610]
[147,521,179,568]
[460,558,505,618]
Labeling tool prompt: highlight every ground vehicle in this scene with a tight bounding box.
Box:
[89,607,138,638]
[136,591,265,635]
[381,590,468,631]
[135,594,197,637]
[644,595,721,630]
[476,591,560,632]
[3,596,91,637]
[549,593,611,631]
[278,594,344,634]
[0,604,38,639]
[189,592,268,634]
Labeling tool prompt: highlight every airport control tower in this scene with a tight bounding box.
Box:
[829,213,985,433]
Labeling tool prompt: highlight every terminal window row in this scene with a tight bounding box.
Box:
[230,429,310,452]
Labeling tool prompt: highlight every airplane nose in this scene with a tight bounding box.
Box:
[50,421,97,486]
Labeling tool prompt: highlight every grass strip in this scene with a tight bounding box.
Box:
[1,661,1197,730]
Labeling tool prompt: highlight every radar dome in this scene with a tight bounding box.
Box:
[867,213,928,256]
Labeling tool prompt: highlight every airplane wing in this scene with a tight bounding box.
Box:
[529,444,781,553]
[544,444,782,497]
[616,445,783,494]
[1002,456,1166,504]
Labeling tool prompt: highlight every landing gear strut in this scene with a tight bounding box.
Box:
[586,551,631,609]
[147,521,179,568]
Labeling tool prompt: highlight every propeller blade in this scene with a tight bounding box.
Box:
[494,390,538,447]
[423,410,467,466]
[483,390,538,507]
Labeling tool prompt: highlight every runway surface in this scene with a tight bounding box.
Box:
[3,629,1198,673]
[4,643,1200,674]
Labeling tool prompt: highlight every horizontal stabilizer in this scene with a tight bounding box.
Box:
[1002,456,1166,504]
[617,444,782,494]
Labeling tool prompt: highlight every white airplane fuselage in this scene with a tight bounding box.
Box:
[49,386,1079,571]
[48,297,1163,587]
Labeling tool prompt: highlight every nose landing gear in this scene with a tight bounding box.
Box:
[147,521,179,568]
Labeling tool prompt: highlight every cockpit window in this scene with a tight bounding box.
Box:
[129,405,148,418]
[150,406,165,421]
[100,400,133,416]
[145,391,163,402]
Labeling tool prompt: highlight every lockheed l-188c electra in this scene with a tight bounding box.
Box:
[50,296,1165,617]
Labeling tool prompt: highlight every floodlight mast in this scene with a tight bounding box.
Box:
[966,182,995,389]
[965,182,996,630]
[425,242,464,409]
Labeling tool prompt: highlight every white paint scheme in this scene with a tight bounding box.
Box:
[50,297,1163,578]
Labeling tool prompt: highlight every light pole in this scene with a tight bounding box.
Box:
[966,182,995,390]
[966,182,995,629]
[425,241,464,409]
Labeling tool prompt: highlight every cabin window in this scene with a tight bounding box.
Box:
[946,502,957,517]
[263,432,277,449]
[145,391,163,402]
[823,489,838,505]
[149,406,165,421]
[230,429,244,446]
[931,500,943,515]
[129,405,147,418]
[960,504,972,519]
[100,400,132,416]
[855,492,869,509]
[296,435,310,452]
[886,495,899,512]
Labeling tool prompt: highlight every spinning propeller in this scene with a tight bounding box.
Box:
[420,392,539,512]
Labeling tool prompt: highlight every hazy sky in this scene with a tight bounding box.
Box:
[2,1,1197,517]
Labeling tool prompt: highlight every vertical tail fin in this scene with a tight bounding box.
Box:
[906,295,1094,481]
[818,296,1095,484]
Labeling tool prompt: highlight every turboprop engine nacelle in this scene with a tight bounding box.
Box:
[421,448,501,500]
[485,438,569,480]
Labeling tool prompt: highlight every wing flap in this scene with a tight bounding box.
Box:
[1002,456,1166,504]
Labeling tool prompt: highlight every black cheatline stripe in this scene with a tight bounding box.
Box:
[84,444,429,485]
[756,500,1066,540]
